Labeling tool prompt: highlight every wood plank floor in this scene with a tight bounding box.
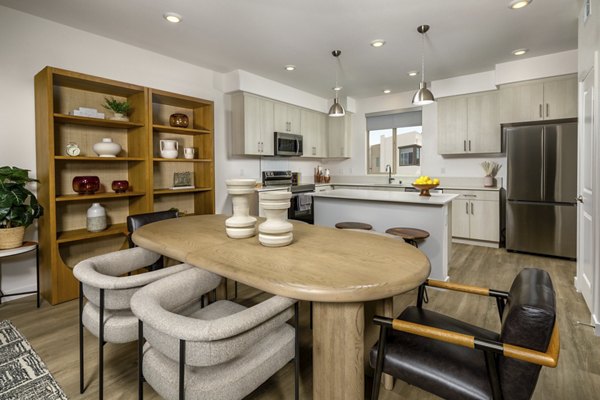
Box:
[1,244,599,399]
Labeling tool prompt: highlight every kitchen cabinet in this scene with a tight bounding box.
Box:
[231,92,274,155]
[445,190,500,245]
[437,91,500,155]
[301,109,327,157]
[274,101,301,134]
[499,75,577,123]
[328,113,352,158]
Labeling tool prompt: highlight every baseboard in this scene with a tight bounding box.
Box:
[452,238,500,248]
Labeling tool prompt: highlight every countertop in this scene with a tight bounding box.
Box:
[312,188,459,205]
[318,182,502,191]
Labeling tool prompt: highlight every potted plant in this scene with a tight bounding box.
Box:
[481,161,502,187]
[102,97,131,121]
[0,166,43,249]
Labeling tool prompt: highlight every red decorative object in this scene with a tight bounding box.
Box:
[169,113,189,128]
[111,180,129,193]
[72,176,100,195]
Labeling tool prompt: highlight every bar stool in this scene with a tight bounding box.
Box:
[385,227,430,247]
[335,222,373,230]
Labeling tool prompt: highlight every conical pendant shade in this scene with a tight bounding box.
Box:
[412,81,435,106]
[328,98,345,117]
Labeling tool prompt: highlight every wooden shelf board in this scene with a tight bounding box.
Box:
[152,158,212,163]
[153,187,212,195]
[152,124,211,135]
[57,223,128,244]
[55,156,145,161]
[54,114,144,129]
[56,191,146,202]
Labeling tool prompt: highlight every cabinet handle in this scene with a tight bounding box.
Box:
[546,103,549,118]
[466,202,469,214]
[463,194,477,198]
[539,104,543,118]
[464,140,467,152]
[471,203,474,215]
[468,140,471,151]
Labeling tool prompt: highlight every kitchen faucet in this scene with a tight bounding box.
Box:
[385,164,395,184]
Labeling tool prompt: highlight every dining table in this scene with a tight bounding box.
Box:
[132,214,431,400]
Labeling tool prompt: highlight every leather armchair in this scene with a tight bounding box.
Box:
[370,268,559,400]
[127,210,178,271]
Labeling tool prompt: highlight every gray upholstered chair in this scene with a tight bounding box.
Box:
[131,268,299,400]
[73,247,218,400]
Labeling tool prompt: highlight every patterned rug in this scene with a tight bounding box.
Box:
[0,320,67,400]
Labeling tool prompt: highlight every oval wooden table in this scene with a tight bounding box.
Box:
[133,214,431,400]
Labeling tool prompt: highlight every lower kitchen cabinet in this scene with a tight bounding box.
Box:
[446,189,500,246]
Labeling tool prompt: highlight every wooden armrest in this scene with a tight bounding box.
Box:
[426,279,508,298]
[377,317,559,368]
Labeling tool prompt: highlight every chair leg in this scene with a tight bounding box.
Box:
[294,302,299,400]
[138,320,144,400]
[79,282,85,394]
[99,288,104,400]
[235,281,238,299]
[496,297,506,321]
[309,302,313,330]
[484,351,503,400]
[179,339,186,400]
[371,325,388,400]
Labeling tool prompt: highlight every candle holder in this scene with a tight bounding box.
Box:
[258,191,293,247]
[225,179,257,239]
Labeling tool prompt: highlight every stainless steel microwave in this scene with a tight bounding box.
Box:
[274,132,303,156]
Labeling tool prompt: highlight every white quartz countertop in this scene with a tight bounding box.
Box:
[312,189,459,205]
[320,182,502,191]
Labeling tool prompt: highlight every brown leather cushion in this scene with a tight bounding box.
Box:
[499,268,555,400]
[370,307,499,400]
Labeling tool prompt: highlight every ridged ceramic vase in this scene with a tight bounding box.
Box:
[258,191,293,247]
[225,179,257,239]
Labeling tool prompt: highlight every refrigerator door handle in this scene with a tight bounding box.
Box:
[541,128,545,199]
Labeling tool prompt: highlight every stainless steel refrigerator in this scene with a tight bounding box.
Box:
[506,122,577,258]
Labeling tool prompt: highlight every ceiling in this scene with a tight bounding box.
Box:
[0,0,579,99]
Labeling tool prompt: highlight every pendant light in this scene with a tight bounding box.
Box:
[412,25,435,106]
[328,50,346,117]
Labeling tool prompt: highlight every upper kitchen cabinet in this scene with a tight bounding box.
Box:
[328,113,352,158]
[273,101,301,134]
[231,92,274,156]
[437,91,500,155]
[301,109,327,157]
[499,75,577,123]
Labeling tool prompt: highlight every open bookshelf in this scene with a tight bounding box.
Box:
[35,67,215,305]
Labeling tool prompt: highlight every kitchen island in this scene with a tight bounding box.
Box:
[313,188,458,281]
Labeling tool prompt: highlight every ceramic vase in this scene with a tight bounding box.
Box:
[258,191,293,247]
[160,139,179,159]
[484,175,496,187]
[93,138,121,157]
[225,179,257,238]
[87,203,107,232]
[110,112,129,121]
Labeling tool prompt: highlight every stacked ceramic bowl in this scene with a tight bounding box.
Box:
[258,191,293,247]
[225,179,257,239]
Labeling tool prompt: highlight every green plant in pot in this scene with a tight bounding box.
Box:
[0,166,43,249]
[102,97,132,121]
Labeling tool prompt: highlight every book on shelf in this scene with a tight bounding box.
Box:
[69,108,105,119]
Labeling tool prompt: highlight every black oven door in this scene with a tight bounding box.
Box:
[289,192,314,224]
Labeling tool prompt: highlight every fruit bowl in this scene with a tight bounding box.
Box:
[412,183,439,197]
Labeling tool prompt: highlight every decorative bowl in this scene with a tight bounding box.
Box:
[169,113,189,128]
[412,183,439,197]
[111,180,129,193]
[73,176,100,194]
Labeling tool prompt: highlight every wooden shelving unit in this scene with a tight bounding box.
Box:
[35,67,215,305]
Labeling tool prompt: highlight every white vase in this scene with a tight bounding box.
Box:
[160,139,179,159]
[225,179,257,238]
[93,138,122,157]
[87,203,107,232]
[110,112,129,121]
[483,175,496,187]
[258,191,293,247]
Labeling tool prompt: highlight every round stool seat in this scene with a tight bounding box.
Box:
[385,227,430,247]
[335,222,373,230]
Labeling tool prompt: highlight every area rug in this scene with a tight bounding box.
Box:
[0,320,67,400]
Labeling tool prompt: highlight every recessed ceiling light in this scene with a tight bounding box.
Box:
[333,86,343,91]
[371,40,386,48]
[509,0,532,9]
[512,48,528,56]
[408,71,419,77]
[163,12,182,23]
[383,89,391,94]
[284,65,296,71]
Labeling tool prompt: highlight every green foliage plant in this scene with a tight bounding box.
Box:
[102,97,132,115]
[0,166,43,228]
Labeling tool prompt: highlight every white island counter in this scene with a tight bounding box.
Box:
[312,189,458,281]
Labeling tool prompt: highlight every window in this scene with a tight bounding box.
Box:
[366,111,422,174]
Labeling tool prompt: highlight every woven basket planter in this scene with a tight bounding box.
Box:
[0,226,25,250]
